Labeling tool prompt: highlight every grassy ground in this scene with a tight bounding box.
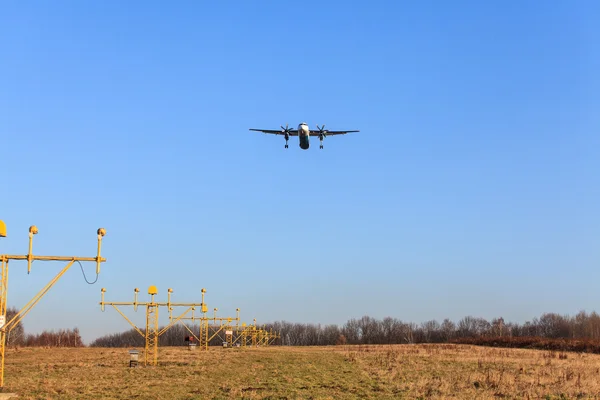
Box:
[4,344,600,399]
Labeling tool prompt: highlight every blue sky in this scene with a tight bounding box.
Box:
[1,1,599,343]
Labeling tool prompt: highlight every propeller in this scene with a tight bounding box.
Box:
[281,123,292,139]
[316,124,328,139]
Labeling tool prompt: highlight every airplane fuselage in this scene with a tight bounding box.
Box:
[298,122,310,149]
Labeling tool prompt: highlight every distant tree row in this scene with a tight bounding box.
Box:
[4,306,84,348]
[90,324,202,348]
[22,328,84,347]
[88,310,600,348]
[266,311,600,346]
[6,307,600,348]
[90,323,248,348]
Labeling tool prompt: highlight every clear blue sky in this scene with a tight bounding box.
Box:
[1,1,599,343]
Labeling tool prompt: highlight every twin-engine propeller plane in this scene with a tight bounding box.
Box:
[249,122,359,150]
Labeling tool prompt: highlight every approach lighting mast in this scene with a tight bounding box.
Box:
[100,286,204,366]
[169,288,242,350]
[0,222,107,388]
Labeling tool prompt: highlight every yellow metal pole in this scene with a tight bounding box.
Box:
[134,288,139,311]
[145,303,159,366]
[27,226,37,274]
[100,288,106,311]
[200,288,208,350]
[0,256,7,388]
[145,286,158,366]
[0,219,7,388]
[96,228,105,274]
[167,288,172,320]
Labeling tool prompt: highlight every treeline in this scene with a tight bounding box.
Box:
[22,328,84,347]
[451,336,600,354]
[266,311,600,346]
[89,310,600,348]
[265,311,600,346]
[90,324,243,348]
[5,306,84,348]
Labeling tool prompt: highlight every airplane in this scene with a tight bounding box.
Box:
[249,122,359,149]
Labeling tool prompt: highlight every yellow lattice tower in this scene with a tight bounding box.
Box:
[0,222,106,388]
[233,322,249,347]
[236,320,278,347]
[144,286,159,366]
[199,288,208,350]
[259,326,279,346]
[100,286,203,366]
[179,308,241,350]
[258,325,269,346]
[233,319,260,348]
[172,288,240,350]
[206,308,241,347]
[267,328,281,345]
[250,318,258,347]
[225,312,239,348]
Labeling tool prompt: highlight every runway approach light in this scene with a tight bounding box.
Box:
[96,228,106,274]
[100,288,107,311]
[134,288,140,311]
[27,226,39,273]
[201,288,208,313]
[100,286,207,365]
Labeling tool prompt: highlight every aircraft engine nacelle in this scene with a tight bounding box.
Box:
[284,133,290,140]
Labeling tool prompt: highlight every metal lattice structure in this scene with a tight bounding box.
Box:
[145,300,159,366]
[230,319,280,348]
[0,223,107,388]
[173,288,242,350]
[100,286,203,366]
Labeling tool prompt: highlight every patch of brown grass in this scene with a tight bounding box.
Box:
[4,344,600,399]
[341,343,600,399]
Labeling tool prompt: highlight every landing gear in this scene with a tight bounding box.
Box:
[284,134,289,149]
[285,144,288,148]
[320,139,324,149]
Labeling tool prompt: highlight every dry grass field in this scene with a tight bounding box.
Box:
[4,344,600,399]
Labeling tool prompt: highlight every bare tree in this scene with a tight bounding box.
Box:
[5,307,25,347]
[440,318,456,341]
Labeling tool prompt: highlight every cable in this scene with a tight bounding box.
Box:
[77,260,99,284]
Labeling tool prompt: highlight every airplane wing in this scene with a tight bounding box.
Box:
[249,129,299,136]
[309,130,360,136]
